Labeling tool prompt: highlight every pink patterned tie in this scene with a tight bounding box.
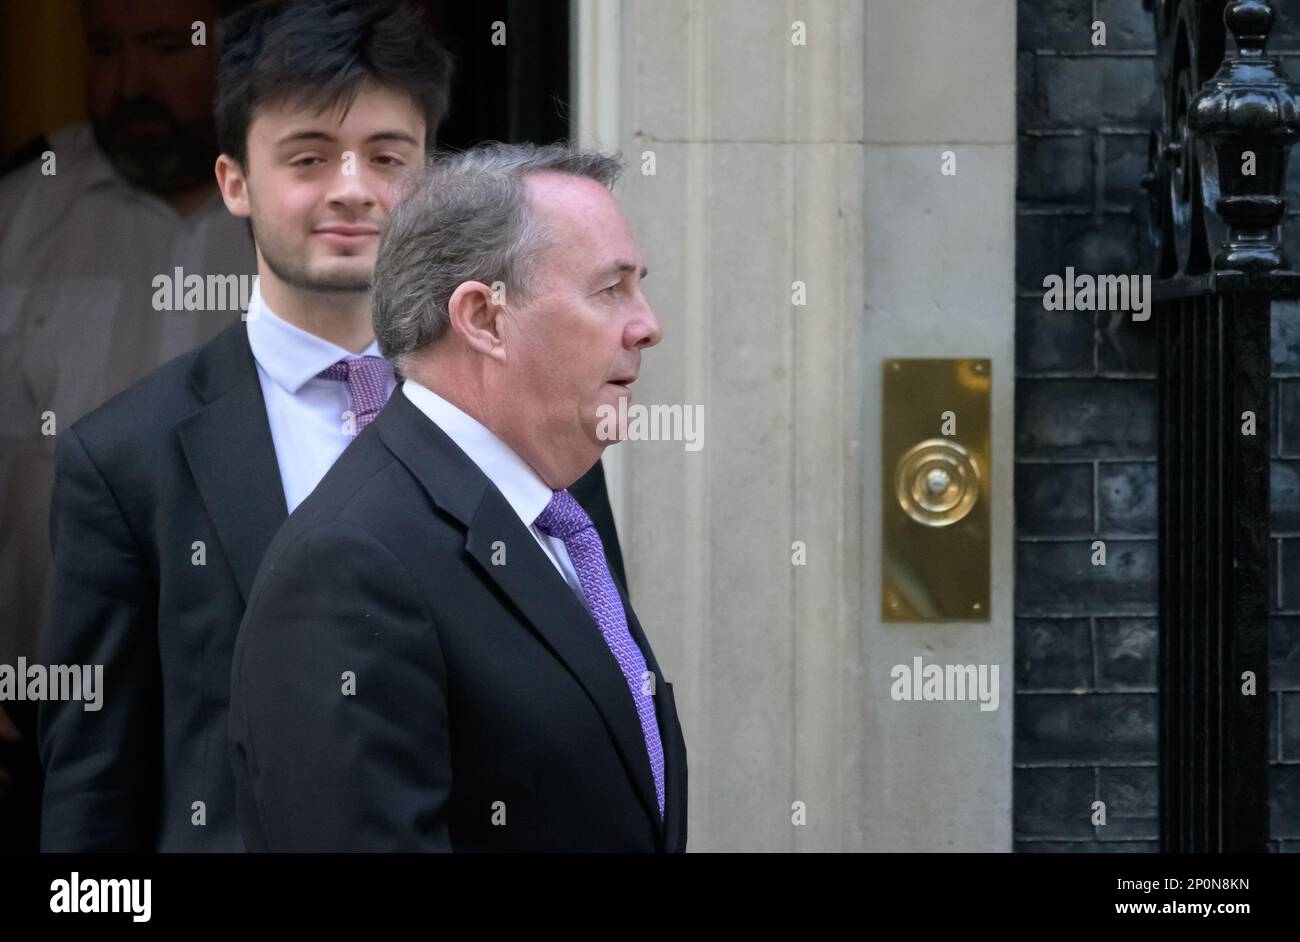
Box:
[316,356,393,436]
[534,488,665,819]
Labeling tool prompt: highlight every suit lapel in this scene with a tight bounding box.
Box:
[177,322,287,603]
[376,391,665,841]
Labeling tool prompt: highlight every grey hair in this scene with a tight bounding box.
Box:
[372,141,624,371]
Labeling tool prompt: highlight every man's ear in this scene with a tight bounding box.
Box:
[447,281,507,363]
[215,154,251,218]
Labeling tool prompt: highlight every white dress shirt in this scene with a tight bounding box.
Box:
[245,278,395,513]
[401,378,586,599]
[0,121,256,665]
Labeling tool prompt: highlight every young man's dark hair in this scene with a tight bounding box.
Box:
[215,0,454,169]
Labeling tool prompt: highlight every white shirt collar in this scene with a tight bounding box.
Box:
[62,123,121,192]
[245,277,385,394]
[401,378,554,528]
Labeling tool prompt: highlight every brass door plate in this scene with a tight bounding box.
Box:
[882,358,991,621]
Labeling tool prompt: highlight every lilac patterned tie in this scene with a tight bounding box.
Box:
[316,356,393,436]
[534,489,665,819]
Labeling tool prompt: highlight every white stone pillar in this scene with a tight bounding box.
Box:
[574,0,1017,851]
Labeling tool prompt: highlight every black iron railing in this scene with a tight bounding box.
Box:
[1145,0,1300,851]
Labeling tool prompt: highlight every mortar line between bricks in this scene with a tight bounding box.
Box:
[1093,133,1105,221]
[1013,457,1159,465]
[1280,539,1286,611]
[1017,534,1155,541]
[1014,289,1163,299]
[1093,304,1100,375]
[1022,126,1154,135]
[1092,763,1101,841]
[1021,50,1157,58]
[1017,206,1093,216]
[1016,373,1158,379]
[1014,837,1156,843]
[1275,379,1282,458]
[1015,458,1155,464]
[1015,458,1135,465]
[1090,613,1099,689]
[1021,129,1090,137]
[1019,611,1159,618]
[1278,692,1284,762]
[1024,128,1149,137]
[1017,688,1157,694]
[1016,613,1148,619]
[1093,460,1100,532]
[1015,761,1158,768]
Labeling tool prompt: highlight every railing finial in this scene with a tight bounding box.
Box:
[1225,0,1273,58]
[1189,0,1300,272]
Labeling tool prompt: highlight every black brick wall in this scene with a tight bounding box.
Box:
[1015,0,1300,852]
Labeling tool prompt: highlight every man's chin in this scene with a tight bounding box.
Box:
[300,263,374,294]
[588,417,626,448]
[103,145,190,193]
[94,121,215,195]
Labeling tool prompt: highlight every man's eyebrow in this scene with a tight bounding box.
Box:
[598,261,649,281]
[365,131,422,147]
[274,130,421,147]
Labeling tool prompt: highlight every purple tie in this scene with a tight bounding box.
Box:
[534,489,665,819]
[316,356,393,436]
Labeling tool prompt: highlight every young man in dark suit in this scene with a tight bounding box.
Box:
[229,144,687,852]
[38,0,627,852]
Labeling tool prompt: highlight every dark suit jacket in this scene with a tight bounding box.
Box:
[228,386,687,852]
[37,320,627,851]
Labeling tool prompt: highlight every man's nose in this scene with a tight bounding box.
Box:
[629,297,663,349]
[118,46,152,99]
[326,162,380,209]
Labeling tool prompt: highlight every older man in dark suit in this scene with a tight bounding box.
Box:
[228,143,687,852]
